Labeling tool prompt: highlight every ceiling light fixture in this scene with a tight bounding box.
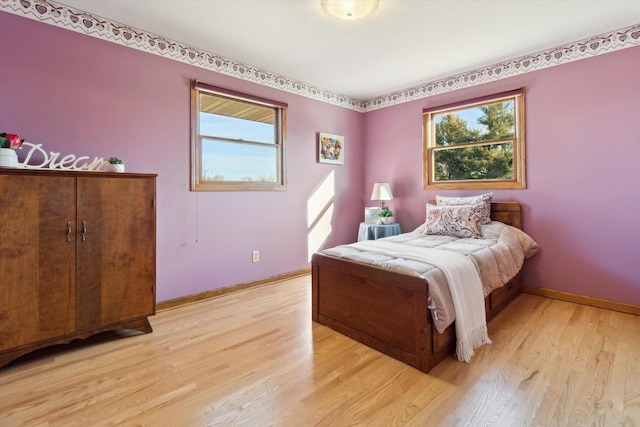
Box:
[321,0,380,20]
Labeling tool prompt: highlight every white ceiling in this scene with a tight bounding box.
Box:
[57,0,640,100]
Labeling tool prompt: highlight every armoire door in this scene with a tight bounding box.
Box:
[0,174,76,350]
[75,176,156,331]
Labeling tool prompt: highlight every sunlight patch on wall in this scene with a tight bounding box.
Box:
[307,171,335,227]
[307,171,335,261]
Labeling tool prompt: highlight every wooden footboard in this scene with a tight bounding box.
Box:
[312,254,433,371]
[312,253,522,373]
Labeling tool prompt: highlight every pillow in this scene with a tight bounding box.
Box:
[436,193,493,224]
[424,203,484,238]
[506,224,540,258]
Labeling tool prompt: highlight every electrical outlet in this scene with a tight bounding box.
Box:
[252,250,260,263]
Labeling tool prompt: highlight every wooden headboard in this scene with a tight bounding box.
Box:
[428,200,522,229]
[490,202,521,229]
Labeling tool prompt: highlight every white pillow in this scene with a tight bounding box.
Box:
[436,193,493,224]
[506,224,540,258]
[424,203,484,239]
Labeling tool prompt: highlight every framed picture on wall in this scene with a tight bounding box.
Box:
[318,132,344,165]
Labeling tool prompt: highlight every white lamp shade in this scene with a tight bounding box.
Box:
[370,182,393,201]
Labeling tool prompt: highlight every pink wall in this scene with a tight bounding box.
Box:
[0,12,365,301]
[364,46,640,305]
[2,11,639,306]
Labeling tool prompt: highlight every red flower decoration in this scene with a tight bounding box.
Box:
[0,132,25,149]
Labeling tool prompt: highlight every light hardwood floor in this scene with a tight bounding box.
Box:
[1,275,639,426]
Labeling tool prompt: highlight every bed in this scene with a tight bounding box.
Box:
[311,201,538,373]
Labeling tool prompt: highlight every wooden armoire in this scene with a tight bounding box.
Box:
[0,169,156,367]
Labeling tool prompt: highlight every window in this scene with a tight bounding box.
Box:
[191,81,287,191]
[423,89,526,190]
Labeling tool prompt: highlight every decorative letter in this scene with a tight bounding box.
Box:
[19,142,49,168]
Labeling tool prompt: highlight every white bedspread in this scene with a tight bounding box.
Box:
[352,240,491,362]
[321,222,539,335]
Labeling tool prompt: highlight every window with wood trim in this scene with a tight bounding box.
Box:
[191,81,287,191]
[423,89,526,190]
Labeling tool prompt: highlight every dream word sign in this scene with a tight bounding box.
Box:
[18,142,110,171]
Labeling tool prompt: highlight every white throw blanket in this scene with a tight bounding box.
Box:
[351,240,492,362]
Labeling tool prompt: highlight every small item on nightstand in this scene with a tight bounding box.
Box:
[364,207,381,224]
[377,207,394,224]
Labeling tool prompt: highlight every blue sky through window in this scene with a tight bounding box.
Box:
[200,113,277,181]
[435,107,486,133]
[200,113,274,143]
[435,101,514,134]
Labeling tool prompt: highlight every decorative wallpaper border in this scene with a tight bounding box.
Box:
[363,24,640,111]
[2,0,639,112]
[0,0,364,111]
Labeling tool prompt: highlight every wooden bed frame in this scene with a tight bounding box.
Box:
[311,202,524,373]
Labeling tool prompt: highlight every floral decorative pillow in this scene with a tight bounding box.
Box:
[435,193,493,224]
[424,203,484,238]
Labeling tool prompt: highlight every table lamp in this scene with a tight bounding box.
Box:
[370,182,393,209]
